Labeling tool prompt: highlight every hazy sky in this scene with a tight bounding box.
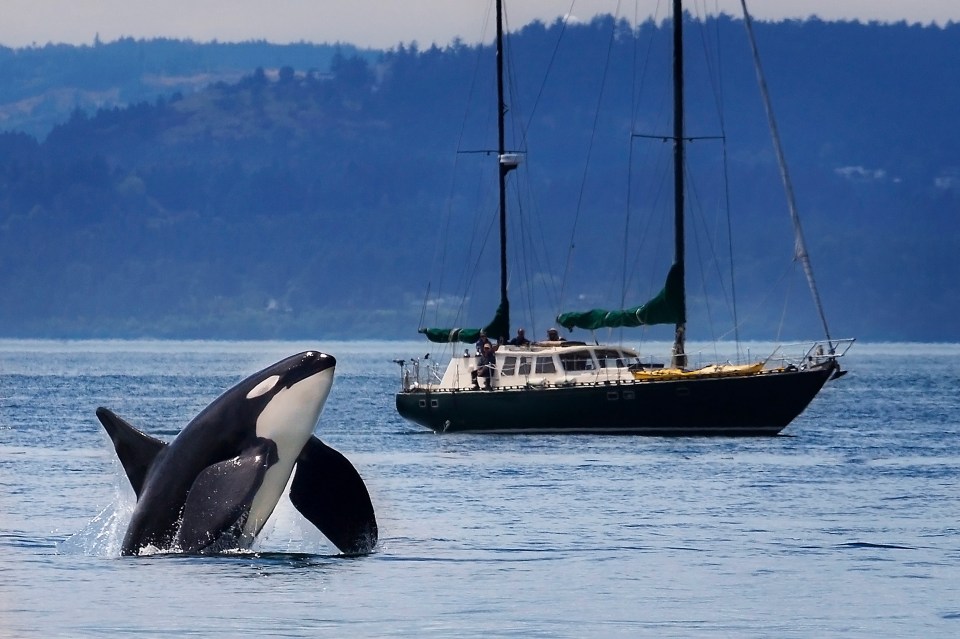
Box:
[2,1,958,49]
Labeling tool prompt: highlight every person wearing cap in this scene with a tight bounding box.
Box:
[508,327,530,347]
[475,330,492,355]
[471,341,497,390]
[546,327,566,342]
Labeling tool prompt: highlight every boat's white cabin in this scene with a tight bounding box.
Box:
[435,342,644,390]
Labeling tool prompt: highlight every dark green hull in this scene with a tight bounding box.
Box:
[396,364,837,435]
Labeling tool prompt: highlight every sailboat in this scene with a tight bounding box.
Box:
[395,0,853,435]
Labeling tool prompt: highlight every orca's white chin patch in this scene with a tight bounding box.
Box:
[246,366,336,537]
[254,367,334,445]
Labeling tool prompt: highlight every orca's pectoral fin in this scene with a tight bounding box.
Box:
[290,436,378,555]
[96,407,168,499]
[175,439,278,553]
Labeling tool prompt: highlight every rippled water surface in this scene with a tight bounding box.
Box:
[1,340,958,637]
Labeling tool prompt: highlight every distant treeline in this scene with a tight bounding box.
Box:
[0,38,376,137]
[0,16,958,341]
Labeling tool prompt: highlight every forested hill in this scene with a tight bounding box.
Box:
[0,38,375,137]
[1,17,958,341]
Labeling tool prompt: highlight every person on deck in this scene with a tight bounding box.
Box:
[475,330,492,355]
[472,342,497,390]
[508,328,530,347]
[546,327,566,342]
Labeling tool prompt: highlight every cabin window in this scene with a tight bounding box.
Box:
[596,349,626,369]
[501,356,517,376]
[559,351,596,372]
[535,356,556,374]
[518,357,532,375]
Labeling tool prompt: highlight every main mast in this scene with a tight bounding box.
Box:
[671,0,687,368]
[495,0,513,339]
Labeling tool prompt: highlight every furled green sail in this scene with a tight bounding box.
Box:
[419,301,510,344]
[556,264,684,331]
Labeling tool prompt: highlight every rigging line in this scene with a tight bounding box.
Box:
[417,282,431,332]
[685,161,722,362]
[709,1,744,361]
[692,0,743,360]
[695,186,738,337]
[503,3,562,333]
[497,11,562,323]
[622,0,659,320]
[622,1,638,322]
[515,170,558,334]
[500,3,561,331]
[740,0,834,349]
[512,149,561,314]
[625,4,675,303]
[714,260,792,342]
[445,161,499,328]
[622,138,635,313]
[558,1,623,313]
[719,137,741,359]
[514,199,537,336]
[448,163,489,318]
[504,163,533,328]
[452,198,501,328]
[626,138,670,295]
[457,25,506,314]
[430,1,495,327]
[691,0,723,118]
[501,20,563,318]
[630,0,662,126]
[501,3,527,153]
[518,0,578,148]
[776,262,798,344]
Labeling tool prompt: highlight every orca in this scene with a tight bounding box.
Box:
[96,350,377,556]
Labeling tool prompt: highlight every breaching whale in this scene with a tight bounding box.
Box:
[96,350,377,556]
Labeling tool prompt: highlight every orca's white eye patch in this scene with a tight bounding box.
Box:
[246,375,280,399]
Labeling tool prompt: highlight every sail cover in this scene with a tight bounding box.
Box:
[556,264,684,331]
[419,301,510,344]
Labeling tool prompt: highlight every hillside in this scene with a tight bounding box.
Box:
[0,17,958,342]
[0,38,375,137]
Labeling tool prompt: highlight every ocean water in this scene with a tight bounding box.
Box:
[1,339,958,637]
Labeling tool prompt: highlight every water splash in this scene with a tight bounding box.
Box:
[57,472,336,557]
[254,492,337,555]
[57,489,133,557]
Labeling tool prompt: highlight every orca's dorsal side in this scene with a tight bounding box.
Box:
[290,436,378,555]
[96,407,167,498]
